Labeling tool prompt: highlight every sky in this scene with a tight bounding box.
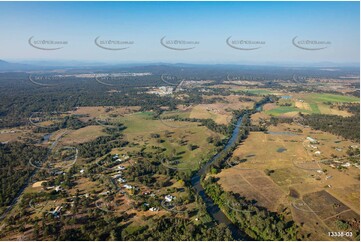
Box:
[0,1,359,65]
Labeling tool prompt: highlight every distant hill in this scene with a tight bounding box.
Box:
[0,59,34,71]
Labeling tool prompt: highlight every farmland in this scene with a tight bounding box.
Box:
[265,93,359,117]
[216,118,360,240]
[0,64,359,241]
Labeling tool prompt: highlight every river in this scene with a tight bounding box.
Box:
[190,103,264,240]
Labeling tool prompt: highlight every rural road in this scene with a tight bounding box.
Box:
[0,131,70,223]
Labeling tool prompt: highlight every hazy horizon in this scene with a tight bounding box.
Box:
[0,1,359,65]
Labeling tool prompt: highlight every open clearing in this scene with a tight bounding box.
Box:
[265,92,359,117]
[101,111,225,170]
[59,125,107,145]
[216,120,359,240]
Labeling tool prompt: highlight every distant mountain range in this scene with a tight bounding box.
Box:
[0,59,35,71]
[0,59,359,72]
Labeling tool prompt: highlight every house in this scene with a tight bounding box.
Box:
[53,171,65,176]
[149,207,158,212]
[55,186,63,192]
[118,178,126,183]
[307,137,318,144]
[142,191,151,195]
[117,166,126,170]
[314,151,321,155]
[316,170,323,174]
[80,169,84,174]
[112,174,122,179]
[165,195,175,202]
[123,184,133,190]
[326,176,333,180]
[113,154,119,159]
[51,206,62,217]
[99,191,110,196]
[341,162,351,167]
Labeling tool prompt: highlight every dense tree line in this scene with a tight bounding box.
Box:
[301,112,360,141]
[202,177,300,240]
[0,142,46,209]
[77,134,128,159]
[120,216,233,240]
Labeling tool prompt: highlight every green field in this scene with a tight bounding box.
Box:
[266,92,359,116]
[112,111,223,170]
[265,106,310,116]
[309,103,321,114]
[306,93,359,103]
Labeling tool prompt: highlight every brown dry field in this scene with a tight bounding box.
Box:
[190,95,256,125]
[216,121,359,240]
[263,103,277,111]
[294,101,312,111]
[0,132,22,142]
[250,112,270,125]
[189,105,229,124]
[0,128,31,142]
[59,125,107,145]
[216,169,287,211]
[317,105,352,117]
